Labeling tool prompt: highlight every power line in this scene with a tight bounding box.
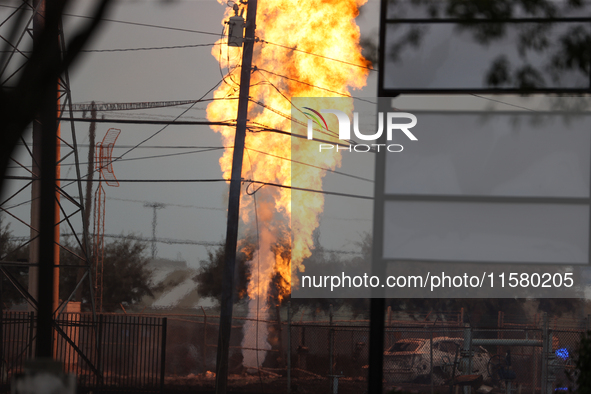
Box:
[244,146,373,183]
[250,180,373,200]
[8,144,372,183]
[469,94,539,112]
[108,145,224,149]
[106,197,225,211]
[260,39,376,72]
[77,15,221,37]
[6,147,226,170]
[61,117,234,126]
[0,4,376,77]
[0,4,222,37]
[4,176,228,183]
[56,234,363,254]
[4,176,373,199]
[251,71,345,142]
[255,67,376,104]
[79,43,220,52]
[0,43,220,53]
[248,99,342,142]
[112,147,225,163]
[10,136,372,183]
[61,77,231,189]
[113,77,227,162]
[247,124,355,149]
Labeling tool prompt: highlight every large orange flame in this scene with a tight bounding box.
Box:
[207,0,369,367]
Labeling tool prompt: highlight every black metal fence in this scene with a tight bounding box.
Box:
[0,311,34,385]
[0,308,587,393]
[0,311,167,393]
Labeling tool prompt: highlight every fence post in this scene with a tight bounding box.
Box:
[276,304,283,366]
[546,321,555,394]
[541,313,548,394]
[430,330,433,394]
[287,301,291,394]
[201,306,207,371]
[160,317,167,394]
[386,306,392,349]
[0,310,3,385]
[329,304,334,392]
[28,311,34,359]
[497,311,503,357]
[96,314,103,385]
[462,324,471,394]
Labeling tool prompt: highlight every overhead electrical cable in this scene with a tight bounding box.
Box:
[244,146,373,183]
[252,71,342,140]
[8,145,372,182]
[80,43,220,52]
[469,94,539,112]
[5,176,373,200]
[49,234,362,254]
[259,39,376,72]
[256,67,376,104]
[106,197,225,211]
[1,43,220,53]
[0,4,377,74]
[0,3,222,36]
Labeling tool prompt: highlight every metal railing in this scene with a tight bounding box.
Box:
[0,307,586,393]
[0,311,167,392]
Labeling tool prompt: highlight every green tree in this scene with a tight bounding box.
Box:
[0,215,28,308]
[193,237,255,304]
[361,0,590,89]
[60,236,154,312]
[569,331,591,393]
[193,231,293,306]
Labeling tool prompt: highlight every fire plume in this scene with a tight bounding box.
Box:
[206,0,369,367]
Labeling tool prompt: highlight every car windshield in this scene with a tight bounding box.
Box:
[388,341,422,352]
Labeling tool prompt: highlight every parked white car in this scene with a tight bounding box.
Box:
[383,337,491,384]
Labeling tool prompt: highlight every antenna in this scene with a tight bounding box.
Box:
[93,128,121,313]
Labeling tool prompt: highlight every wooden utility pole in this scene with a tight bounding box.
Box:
[75,103,97,302]
[214,0,258,392]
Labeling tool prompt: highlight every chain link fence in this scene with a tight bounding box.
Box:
[152,307,590,393]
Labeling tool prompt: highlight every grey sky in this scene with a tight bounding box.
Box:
[2,0,381,268]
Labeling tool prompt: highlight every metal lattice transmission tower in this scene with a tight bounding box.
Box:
[0,1,96,316]
[93,128,120,313]
[143,203,166,259]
